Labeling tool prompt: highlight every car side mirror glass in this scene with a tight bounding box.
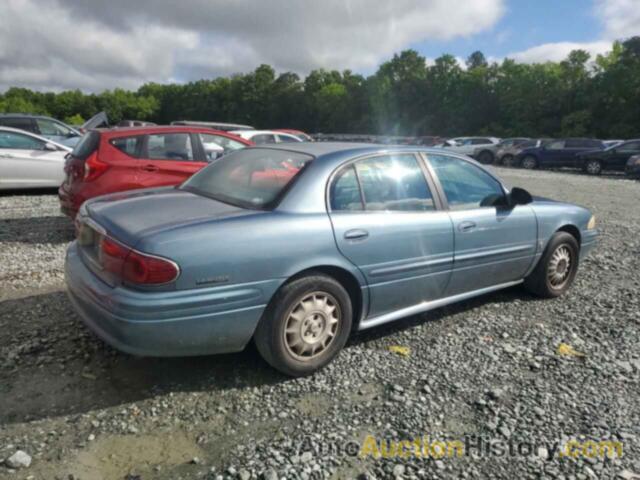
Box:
[44,142,58,151]
[509,187,533,206]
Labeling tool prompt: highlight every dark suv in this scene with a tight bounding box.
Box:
[516,138,604,170]
[0,112,107,147]
[576,139,640,175]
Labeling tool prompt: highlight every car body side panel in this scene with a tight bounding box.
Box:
[329,211,454,317]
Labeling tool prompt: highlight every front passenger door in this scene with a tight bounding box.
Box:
[425,154,537,295]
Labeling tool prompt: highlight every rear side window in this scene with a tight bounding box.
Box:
[147,133,194,161]
[547,140,565,149]
[277,134,300,143]
[71,131,100,160]
[353,154,435,212]
[0,118,35,132]
[566,139,586,148]
[330,166,363,211]
[110,136,142,157]
[251,134,276,144]
[0,131,44,150]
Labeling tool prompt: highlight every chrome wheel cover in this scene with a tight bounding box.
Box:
[547,245,573,289]
[283,292,341,360]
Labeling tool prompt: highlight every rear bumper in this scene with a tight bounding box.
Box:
[65,242,272,357]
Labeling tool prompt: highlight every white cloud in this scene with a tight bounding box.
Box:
[507,41,613,64]
[595,0,640,39]
[0,0,506,91]
[504,0,640,65]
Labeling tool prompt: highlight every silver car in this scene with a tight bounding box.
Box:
[440,137,500,156]
[0,127,71,190]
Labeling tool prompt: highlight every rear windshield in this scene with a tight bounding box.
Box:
[181,148,313,209]
[71,131,100,160]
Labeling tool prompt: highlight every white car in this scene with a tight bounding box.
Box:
[230,130,303,145]
[439,136,500,156]
[0,127,71,190]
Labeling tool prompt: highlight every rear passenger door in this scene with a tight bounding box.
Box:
[138,132,205,187]
[425,153,537,295]
[541,140,567,167]
[328,153,454,319]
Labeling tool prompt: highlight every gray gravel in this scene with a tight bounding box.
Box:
[0,170,639,479]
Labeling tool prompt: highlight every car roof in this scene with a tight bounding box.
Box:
[0,126,72,150]
[0,113,60,120]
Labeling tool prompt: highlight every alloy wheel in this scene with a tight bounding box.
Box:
[586,160,602,175]
[522,156,536,169]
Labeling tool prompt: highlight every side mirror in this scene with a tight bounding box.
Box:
[44,142,59,151]
[508,187,533,207]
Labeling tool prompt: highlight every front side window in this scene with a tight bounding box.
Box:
[36,118,73,137]
[428,154,505,210]
[277,134,300,143]
[181,148,313,209]
[199,133,246,161]
[111,136,142,157]
[354,154,435,212]
[617,141,640,153]
[146,133,194,161]
[547,140,565,150]
[0,131,44,150]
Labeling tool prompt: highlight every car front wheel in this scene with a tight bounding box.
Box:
[584,159,602,175]
[477,150,494,164]
[524,232,579,298]
[254,273,352,376]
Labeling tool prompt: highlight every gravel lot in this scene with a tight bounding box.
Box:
[1,169,639,480]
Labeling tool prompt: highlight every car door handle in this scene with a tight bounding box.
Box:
[344,229,369,240]
[139,164,159,172]
[458,221,477,233]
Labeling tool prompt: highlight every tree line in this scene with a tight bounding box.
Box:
[1,36,639,139]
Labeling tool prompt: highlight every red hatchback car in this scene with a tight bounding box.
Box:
[59,126,252,218]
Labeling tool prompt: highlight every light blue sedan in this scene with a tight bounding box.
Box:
[65,144,598,376]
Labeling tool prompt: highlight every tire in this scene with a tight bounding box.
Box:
[584,159,602,175]
[521,155,538,170]
[502,154,514,167]
[524,232,580,298]
[477,150,494,165]
[254,273,353,377]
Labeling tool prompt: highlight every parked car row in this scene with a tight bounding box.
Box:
[438,135,640,177]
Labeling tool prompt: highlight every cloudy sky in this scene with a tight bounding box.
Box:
[0,0,638,92]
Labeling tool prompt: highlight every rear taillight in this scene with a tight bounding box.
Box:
[83,152,109,181]
[99,236,179,285]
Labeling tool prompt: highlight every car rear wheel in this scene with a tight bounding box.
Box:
[521,155,538,170]
[477,150,494,164]
[584,159,602,175]
[524,232,579,298]
[254,273,352,377]
[502,154,515,167]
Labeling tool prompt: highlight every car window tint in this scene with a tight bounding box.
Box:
[277,134,300,143]
[146,133,194,161]
[182,148,313,209]
[251,134,276,144]
[565,139,585,148]
[472,138,489,145]
[547,140,565,149]
[36,119,72,136]
[354,154,435,212]
[110,136,142,157]
[428,154,505,210]
[0,118,35,132]
[617,141,640,152]
[199,133,246,161]
[0,131,44,150]
[330,166,363,211]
